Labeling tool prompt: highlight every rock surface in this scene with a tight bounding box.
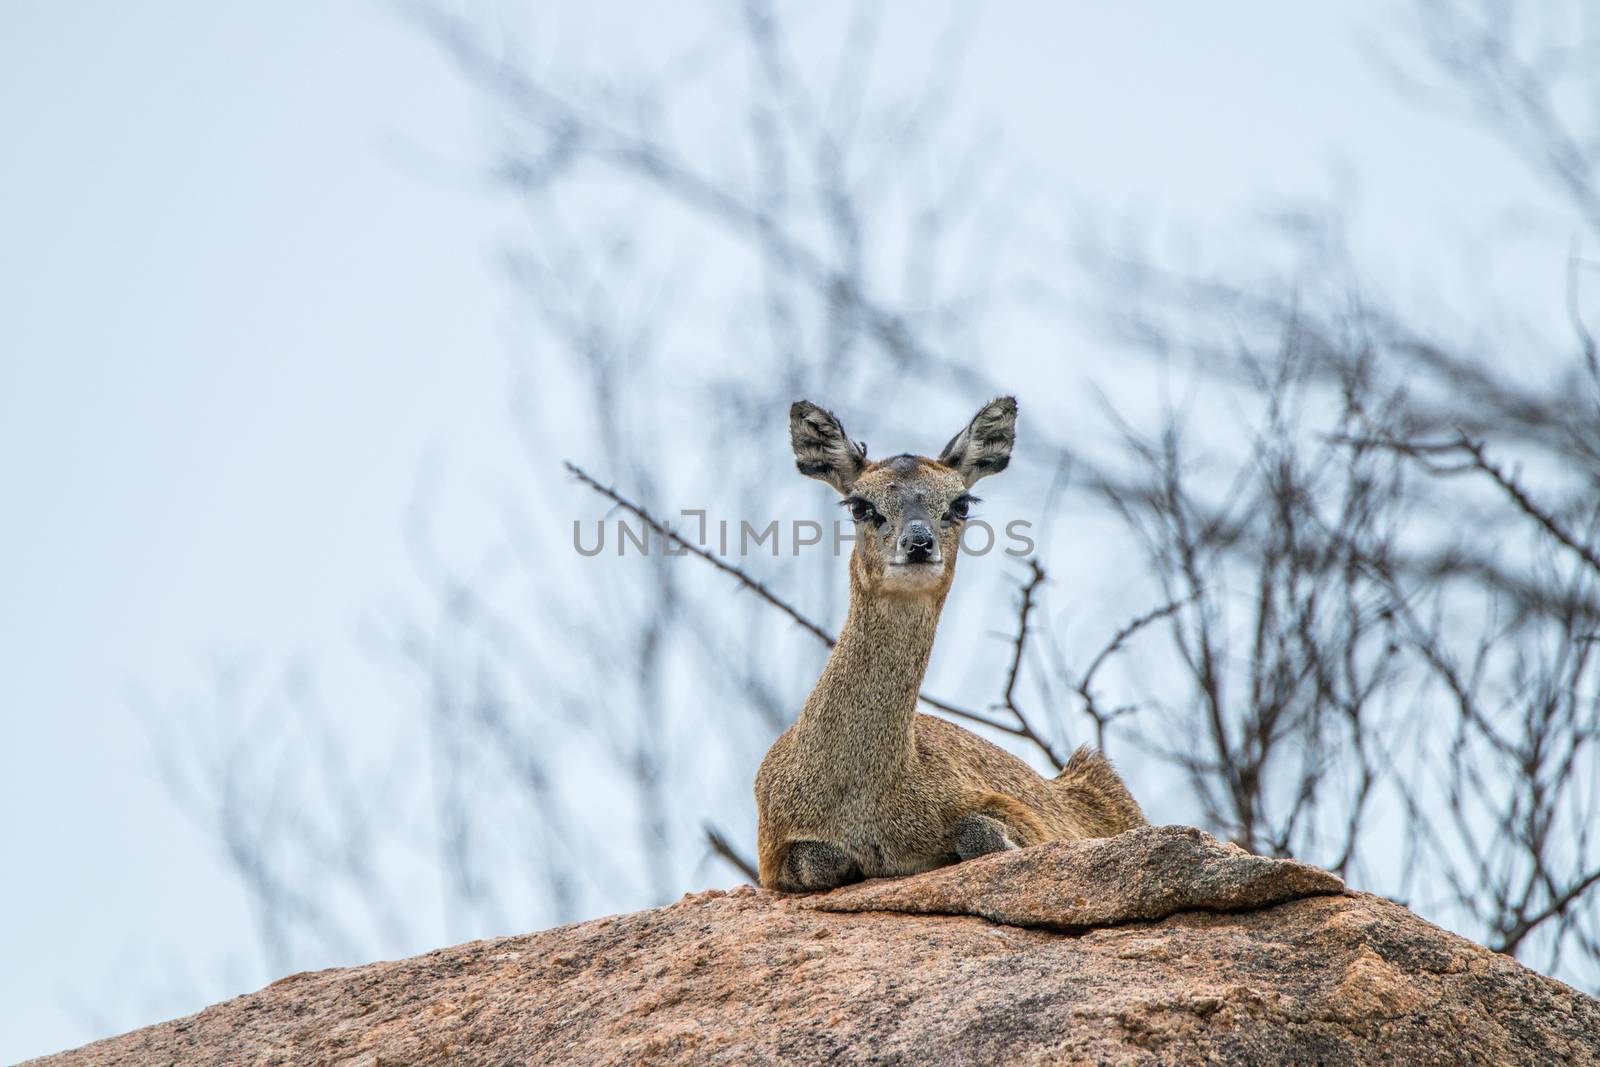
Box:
[35,825,1600,1066]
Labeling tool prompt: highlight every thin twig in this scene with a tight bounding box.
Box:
[916,692,1024,735]
[1453,435,1600,579]
[1331,431,1600,578]
[1564,241,1597,380]
[1072,594,1193,751]
[1081,595,1196,694]
[565,462,1029,740]
[566,461,836,645]
[992,560,1065,768]
[704,823,760,883]
[1495,864,1600,955]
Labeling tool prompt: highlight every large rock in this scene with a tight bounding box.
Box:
[35,826,1600,1066]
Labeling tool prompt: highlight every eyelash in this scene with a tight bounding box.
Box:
[840,495,977,524]
[841,496,883,525]
[945,494,979,522]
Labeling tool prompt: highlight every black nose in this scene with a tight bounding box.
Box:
[902,522,936,562]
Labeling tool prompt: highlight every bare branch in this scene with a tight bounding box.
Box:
[991,561,1064,769]
[703,824,760,884]
[565,461,835,646]
[565,462,1038,745]
[1453,435,1600,580]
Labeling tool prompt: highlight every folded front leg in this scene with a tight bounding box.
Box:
[952,812,1020,861]
[780,840,863,892]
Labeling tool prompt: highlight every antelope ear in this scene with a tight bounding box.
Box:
[790,401,868,494]
[938,396,1017,486]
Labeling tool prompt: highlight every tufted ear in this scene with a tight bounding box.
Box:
[938,396,1017,486]
[789,401,868,494]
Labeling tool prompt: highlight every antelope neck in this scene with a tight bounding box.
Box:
[796,585,943,757]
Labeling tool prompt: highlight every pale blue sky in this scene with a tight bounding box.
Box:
[1,3,514,1057]
[0,2,1562,1061]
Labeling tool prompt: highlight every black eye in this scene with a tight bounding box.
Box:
[945,494,978,522]
[841,496,881,524]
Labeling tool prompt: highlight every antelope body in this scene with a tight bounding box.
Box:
[755,397,1146,892]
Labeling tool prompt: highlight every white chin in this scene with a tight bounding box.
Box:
[883,562,945,591]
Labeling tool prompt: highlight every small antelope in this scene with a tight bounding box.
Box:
[755,397,1146,892]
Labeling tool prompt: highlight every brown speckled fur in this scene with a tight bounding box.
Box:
[756,398,1146,891]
